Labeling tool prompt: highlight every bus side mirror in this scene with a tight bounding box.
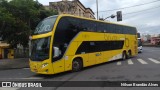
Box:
[53,47,61,58]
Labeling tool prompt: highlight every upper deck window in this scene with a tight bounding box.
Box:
[34,16,57,34]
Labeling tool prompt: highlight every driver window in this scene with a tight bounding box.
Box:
[53,47,61,58]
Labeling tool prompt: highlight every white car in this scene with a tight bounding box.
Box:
[138,46,143,53]
[138,39,142,53]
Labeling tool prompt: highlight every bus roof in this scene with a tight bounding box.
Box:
[55,14,136,29]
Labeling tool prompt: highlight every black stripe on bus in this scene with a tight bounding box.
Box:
[76,41,124,54]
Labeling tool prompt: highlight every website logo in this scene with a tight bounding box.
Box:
[2,82,11,87]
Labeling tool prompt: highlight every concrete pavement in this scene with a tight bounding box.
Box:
[0,58,29,70]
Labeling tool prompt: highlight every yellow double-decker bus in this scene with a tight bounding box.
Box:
[29,14,138,74]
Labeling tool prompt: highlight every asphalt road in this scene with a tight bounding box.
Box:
[0,47,160,90]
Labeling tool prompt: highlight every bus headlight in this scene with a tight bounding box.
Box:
[42,63,48,68]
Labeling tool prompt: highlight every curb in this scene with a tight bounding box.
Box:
[0,67,30,71]
[0,58,29,70]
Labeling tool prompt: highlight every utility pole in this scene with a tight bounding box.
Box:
[96,0,99,20]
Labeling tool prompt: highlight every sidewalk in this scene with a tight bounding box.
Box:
[0,58,29,70]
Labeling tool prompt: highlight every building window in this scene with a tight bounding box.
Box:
[79,9,81,16]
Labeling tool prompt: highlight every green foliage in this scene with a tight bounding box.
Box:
[0,0,57,48]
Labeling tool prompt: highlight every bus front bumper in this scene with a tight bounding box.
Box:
[29,60,54,74]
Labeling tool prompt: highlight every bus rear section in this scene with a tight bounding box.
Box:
[137,33,142,53]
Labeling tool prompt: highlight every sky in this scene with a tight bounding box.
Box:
[37,0,160,35]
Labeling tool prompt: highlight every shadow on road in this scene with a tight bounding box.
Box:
[30,58,132,79]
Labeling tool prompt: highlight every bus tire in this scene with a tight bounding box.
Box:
[72,58,83,72]
[127,50,132,58]
[122,51,127,60]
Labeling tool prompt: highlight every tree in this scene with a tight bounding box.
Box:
[0,0,57,48]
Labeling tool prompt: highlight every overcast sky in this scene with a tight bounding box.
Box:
[37,0,160,35]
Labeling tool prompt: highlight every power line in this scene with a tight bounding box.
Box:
[123,5,160,15]
[107,5,160,18]
[104,5,160,20]
[97,0,160,13]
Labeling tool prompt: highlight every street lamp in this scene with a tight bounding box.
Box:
[103,11,122,21]
[102,14,116,21]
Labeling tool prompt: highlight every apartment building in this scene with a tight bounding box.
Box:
[49,0,95,19]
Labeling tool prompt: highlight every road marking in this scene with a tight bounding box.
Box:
[117,61,121,65]
[148,58,160,64]
[128,59,133,65]
[137,59,148,64]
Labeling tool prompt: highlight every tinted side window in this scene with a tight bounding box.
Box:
[53,17,81,61]
[97,23,103,32]
[121,26,137,35]
[81,20,96,32]
[131,28,137,35]
[122,26,127,34]
[109,24,116,33]
[107,24,112,33]
[54,17,68,46]
[116,25,122,34]
[68,17,81,32]
[54,17,81,46]
[76,42,90,54]
[97,22,108,33]
[76,41,124,54]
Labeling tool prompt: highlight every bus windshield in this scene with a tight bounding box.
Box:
[34,16,57,34]
[30,37,50,61]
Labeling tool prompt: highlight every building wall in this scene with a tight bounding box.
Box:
[49,0,95,19]
[151,39,156,45]
[151,37,160,45]
[76,1,85,17]
[85,8,95,19]
[0,48,14,59]
[0,42,14,59]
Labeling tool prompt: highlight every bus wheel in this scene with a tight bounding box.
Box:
[122,51,127,60]
[127,50,132,59]
[72,58,83,72]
